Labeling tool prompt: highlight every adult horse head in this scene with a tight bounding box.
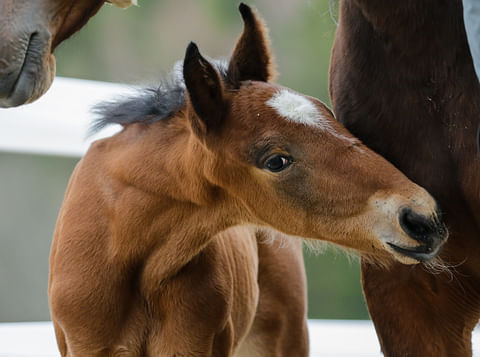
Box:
[0,0,134,108]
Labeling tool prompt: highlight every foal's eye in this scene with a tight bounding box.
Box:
[264,155,293,172]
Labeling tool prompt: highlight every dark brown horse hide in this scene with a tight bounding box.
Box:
[330,1,480,356]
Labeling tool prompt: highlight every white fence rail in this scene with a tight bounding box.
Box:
[0,77,130,158]
[1,78,479,356]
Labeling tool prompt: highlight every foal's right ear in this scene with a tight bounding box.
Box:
[183,42,225,137]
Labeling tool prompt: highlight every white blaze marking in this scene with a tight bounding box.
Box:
[266,89,358,145]
[266,90,324,127]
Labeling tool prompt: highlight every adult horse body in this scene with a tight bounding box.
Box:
[330,1,480,356]
[49,4,447,356]
[0,0,133,108]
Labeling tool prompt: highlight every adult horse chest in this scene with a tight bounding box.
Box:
[330,1,480,356]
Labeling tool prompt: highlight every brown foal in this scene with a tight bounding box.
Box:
[49,4,447,356]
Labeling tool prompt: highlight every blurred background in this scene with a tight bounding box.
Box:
[0,0,370,322]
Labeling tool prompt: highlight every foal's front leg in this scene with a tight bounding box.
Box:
[146,315,235,357]
[237,232,309,357]
[144,236,255,357]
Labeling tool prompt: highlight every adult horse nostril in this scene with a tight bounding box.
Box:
[399,208,436,245]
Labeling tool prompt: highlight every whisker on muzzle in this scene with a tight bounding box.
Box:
[421,256,467,282]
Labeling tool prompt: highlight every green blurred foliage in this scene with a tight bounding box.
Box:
[0,153,79,321]
[53,0,369,320]
[304,246,369,319]
[55,0,336,104]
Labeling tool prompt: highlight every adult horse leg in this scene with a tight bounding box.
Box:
[361,213,480,357]
[362,263,480,356]
[236,230,309,357]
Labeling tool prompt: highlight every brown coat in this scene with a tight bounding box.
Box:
[330,1,480,356]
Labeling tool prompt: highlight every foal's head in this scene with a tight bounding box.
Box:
[96,4,447,264]
[179,4,447,264]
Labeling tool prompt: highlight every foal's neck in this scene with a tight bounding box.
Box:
[102,118,244,285]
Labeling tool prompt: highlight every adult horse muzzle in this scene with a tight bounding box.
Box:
[0,29,54,108]
[389,208,447,262]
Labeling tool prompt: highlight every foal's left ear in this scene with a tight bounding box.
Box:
[227,3,276,85]
[183,42,225,136]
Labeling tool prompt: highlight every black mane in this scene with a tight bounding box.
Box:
[91,59,229,133]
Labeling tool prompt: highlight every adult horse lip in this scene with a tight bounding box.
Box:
[387,242,438,262]
[0,31,50,108]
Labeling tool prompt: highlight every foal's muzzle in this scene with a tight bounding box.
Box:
[389,208,447,262]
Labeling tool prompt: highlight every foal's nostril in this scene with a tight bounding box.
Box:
[399,208,437,245]
[390,208,447,261]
